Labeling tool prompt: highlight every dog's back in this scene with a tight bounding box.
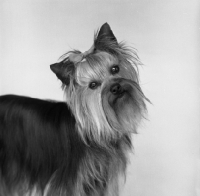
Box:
[0,95,86,196]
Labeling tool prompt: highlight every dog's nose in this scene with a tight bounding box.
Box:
[110,83,123,95]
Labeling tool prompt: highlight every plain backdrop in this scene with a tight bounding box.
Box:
[0,0,199,196]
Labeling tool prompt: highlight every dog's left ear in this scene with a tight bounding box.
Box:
[97,23,117,43]
[50,60,75,85]
[95,23,118,52]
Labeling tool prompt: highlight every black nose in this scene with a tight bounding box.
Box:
[110,83,123,95]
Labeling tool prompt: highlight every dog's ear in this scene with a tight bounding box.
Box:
[97,23,117,43]
[95,23,118,53]
[50,60,75,85]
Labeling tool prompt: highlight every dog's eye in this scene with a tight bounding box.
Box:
[89,82,99,90]
[110,65,120,75]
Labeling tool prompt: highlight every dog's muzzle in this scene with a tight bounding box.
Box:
[106,79,134,107]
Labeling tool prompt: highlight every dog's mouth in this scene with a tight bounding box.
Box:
[102,79,146,112]
[112,90,126,105]
[101,79,148,134]
[109,89,132,108]
[117,90,126,98]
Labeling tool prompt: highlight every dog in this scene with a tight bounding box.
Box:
[0,23,148,196]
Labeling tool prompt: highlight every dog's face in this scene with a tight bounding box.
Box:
[51,23,147,143]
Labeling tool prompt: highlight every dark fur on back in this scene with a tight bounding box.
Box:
[0,95,131,195]
[0,95,80,192]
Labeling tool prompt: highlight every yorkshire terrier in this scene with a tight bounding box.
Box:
[0,23,148,196]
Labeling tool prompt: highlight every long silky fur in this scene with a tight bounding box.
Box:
[0,23,148,196]
[0,95,132,196]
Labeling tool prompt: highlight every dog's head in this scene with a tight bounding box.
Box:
[51,23,148,144]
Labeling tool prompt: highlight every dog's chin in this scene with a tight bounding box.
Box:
[108,91,143,133]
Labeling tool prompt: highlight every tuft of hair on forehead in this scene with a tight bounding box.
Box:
[76,52,117,85]
[56,26,142,88]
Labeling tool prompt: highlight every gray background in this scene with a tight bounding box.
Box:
[0,0,199,196]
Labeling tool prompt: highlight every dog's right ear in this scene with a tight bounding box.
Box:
[50,60,75,85]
